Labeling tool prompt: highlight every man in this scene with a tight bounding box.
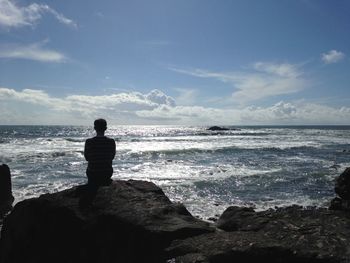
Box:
[79,119,116,208]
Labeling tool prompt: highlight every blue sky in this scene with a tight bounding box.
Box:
[0,0,349,125]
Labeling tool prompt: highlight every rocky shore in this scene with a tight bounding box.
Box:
[1,171,350,263]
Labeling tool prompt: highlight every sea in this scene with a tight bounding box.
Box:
[0,125,349,220]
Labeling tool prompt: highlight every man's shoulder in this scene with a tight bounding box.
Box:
[85,138,93,143]
[105,136,116,145]
[89,136,115,143]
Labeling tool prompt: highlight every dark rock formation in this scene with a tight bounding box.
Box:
[166,205,350,262]
[0,164,14,219]
[330,167,350,210]
[2,173,350,263]
[216,206,268,231]
[335,167,350,199]
[207,126,230,131]
[0,180,213,263]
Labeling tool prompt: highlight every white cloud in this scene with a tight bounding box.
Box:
[171,62,306,104]
[321,50,345,64]
[0,41,67,62]
[146,89,175,107]
[0,0,77,29]
[253,62,301,78]
[0,87,349,125]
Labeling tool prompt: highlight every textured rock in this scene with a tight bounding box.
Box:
[335,167,350,200]
[330,168,350,211]
[0,180,213,263]
[3,176,350,263]
[166,205,350,262]
[0,164,14,219]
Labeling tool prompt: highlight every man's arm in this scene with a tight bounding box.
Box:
[84,139,91,161]
[111,139,116,159]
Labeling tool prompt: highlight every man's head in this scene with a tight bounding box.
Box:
[94,119,107,133]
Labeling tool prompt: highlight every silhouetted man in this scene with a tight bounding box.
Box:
[79,119,116,208]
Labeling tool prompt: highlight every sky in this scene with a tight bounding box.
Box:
[0,0,349,125]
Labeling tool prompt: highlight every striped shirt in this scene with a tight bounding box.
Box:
[84,136,116,179]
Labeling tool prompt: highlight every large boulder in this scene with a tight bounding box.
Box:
[329,167,350,211]
[0,180,213,263]
[335,167,350,200]
[166,205,350,262]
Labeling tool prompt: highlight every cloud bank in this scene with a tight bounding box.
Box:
[0,87,349,125]
[0,0,77,29]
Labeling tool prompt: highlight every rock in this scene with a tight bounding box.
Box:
[3,174,350,263]
[0,164,14,219]
[329,197,350,211]
[166,205,350,262]
[167,231,316,263]
[0,180,213,263]
[329,167,350,211]
[207,126,230,131]
[335,167,350,200]
[216,206,268,231]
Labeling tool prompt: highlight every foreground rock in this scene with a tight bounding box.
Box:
[335,167,350,199]
[167,205,350,262]
[330,167,350,211]
[0,180,213,263]
[3,179,350,263]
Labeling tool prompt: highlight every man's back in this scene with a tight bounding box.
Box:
[79,119,115,208]
[84,136,116,180]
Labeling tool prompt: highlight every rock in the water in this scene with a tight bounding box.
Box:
[0,180,213,263]
[207,126,230,131]
[166,205,350,262]
[335,167,350,200]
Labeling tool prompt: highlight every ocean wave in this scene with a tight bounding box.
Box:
[125,144,321,157]
[195,132,270,137]
[117,133,271,144]
[116,130,270,142]
[0,155,12,163]
[15,150,81,160]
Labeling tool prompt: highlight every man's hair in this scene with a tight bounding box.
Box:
[94,119,107,132]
